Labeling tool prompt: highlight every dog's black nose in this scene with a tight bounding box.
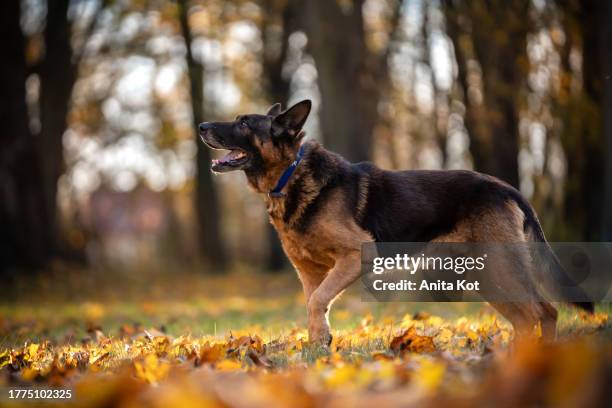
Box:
[199,122,212,132]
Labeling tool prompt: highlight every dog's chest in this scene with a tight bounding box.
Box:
[269,215,336,269]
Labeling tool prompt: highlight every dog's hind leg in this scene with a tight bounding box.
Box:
[483,247,548,341]
[307,250,361,345]
[483,248,557,341]
[490,302,557,342]
[490,302,547,340]
[473,202,555,341]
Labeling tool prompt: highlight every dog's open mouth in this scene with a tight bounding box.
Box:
[200,132,250,172]
[211,149,249,171]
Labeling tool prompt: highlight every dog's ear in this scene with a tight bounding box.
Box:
[272,99,311,138]
[266,103,282,117]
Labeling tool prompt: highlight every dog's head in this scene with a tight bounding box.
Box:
[199,100,311,174]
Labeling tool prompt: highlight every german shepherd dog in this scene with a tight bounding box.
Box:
[199,100,593,345]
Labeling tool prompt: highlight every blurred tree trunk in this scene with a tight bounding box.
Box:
[0,1,48,277]
[300,0,400,162]
[443,1,472,162]
[553,0,606,240]
[0,0,85,276]
[38,0,79,259]
[422,3,448,167]
[259,0,298,272]
[443,0,528,188]
[261,0,295,109]
[178,0,227,271]
[603,0,612,240]
[571,0,605,240]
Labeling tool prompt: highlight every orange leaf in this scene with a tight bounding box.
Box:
[196,342,226,365]
[390,327,436,355]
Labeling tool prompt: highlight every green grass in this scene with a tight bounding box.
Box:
[1,268,610,348]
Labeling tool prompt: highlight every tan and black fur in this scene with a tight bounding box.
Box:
[199,100,593,345]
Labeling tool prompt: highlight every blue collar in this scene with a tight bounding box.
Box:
[269,144,306,198]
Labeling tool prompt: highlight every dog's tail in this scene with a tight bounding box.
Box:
[547,249,595,313]
[514,196,594,313]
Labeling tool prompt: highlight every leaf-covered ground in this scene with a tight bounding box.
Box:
[1,270,610,407]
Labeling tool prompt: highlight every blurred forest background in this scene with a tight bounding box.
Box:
[1,0,611,280]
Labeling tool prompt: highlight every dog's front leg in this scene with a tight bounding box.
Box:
[286,256,327,304]
[307,250,361,345]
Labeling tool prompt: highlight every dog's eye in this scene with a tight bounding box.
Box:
[239,121,248,129]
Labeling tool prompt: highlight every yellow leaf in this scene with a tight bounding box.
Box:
[436,328,453,344]
[414,359,445,392]
[21,367,38,381]
[467,330,480,342]
[24,343,40,362]
[325,365,358,388]
[134,354,170,384]
[0,350,9,368]
[89,346,110,365]
[197,342,226,364]
[153,336,170,354]
[215,359,243,371]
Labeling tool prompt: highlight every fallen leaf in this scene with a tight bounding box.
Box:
[390,327,436,355]
[414,359,445,392]
[215,359,243,371]
[196,342,226,365]
[134,354,170,384]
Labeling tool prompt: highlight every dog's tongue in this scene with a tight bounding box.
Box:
[213,150,246,165]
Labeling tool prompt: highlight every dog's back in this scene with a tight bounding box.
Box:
[353,165,529,242]
[300,144,541,243]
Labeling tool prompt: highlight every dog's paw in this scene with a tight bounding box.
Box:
[320,332,333,347]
